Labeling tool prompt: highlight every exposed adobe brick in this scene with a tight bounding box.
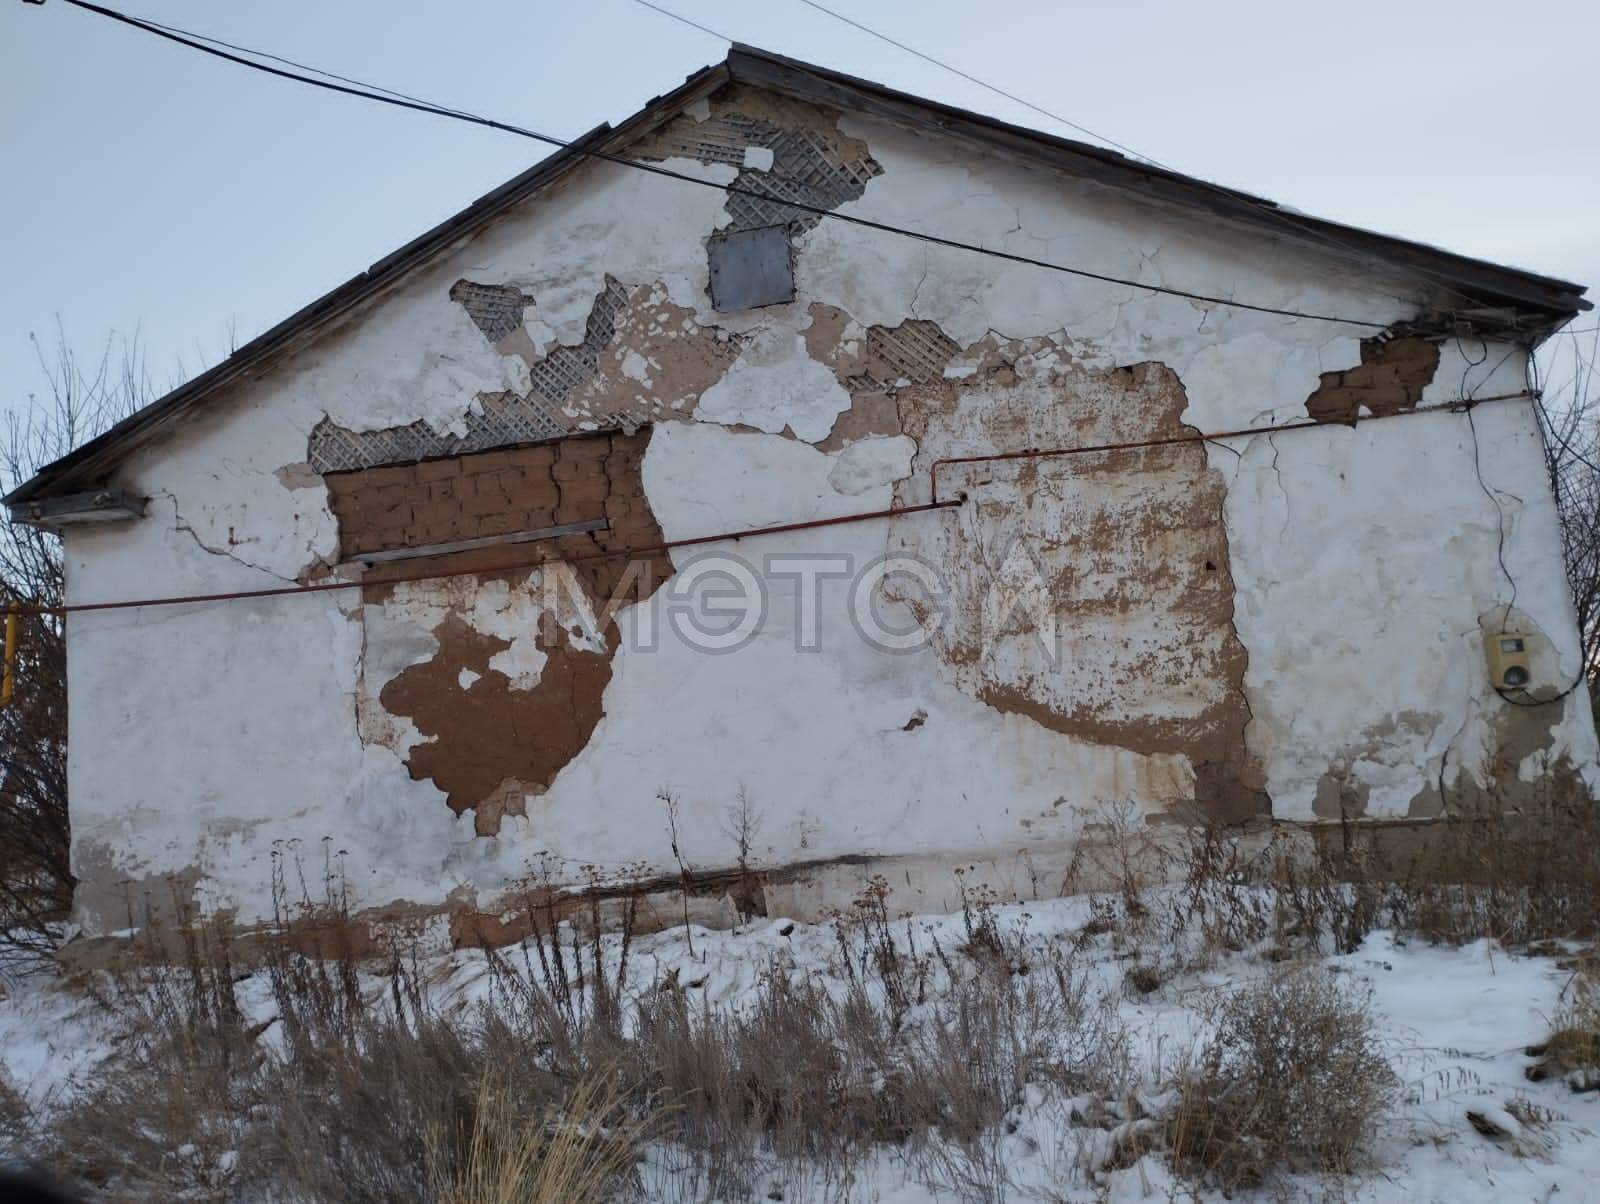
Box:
[515,445,558,470]
[412,499,456,528]
[489,469,525,496]
[361,463,415,490]
[1305,337,1440,424]
[470,450,512,472]
[415,459,460,482]
[553,499,589,525]
[325,430,655,562]
[510,466,552,494]
[559,437,610,462]
[561,479,612,506]
[462,492,509,519]
[552,458,604,483]
[477,512,523,538]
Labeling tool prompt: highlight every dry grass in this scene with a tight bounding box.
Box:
[15,864,1134,1202]
[430,1070,645,1204]
[15,791,1600,1200]
[1136,791,1600,963]
[1166,968,1399,1190]
[1528,954,1600,1092]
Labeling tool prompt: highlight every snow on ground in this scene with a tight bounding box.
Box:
[2,893,1597,1201]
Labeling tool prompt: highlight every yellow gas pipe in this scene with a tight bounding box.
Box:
[0,603,19,711]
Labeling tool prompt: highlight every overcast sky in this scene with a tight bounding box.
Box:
[3,0,1597,411]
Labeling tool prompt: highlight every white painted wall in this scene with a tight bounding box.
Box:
[59,95,1598,935]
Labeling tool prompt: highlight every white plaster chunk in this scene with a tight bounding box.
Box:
[828,435,918,496]
[310,291,506,437]
[484,157,736,346]
[695,318,852,443]
[644,422,881,540]
[742,146,775,171]
[620,349,653,385]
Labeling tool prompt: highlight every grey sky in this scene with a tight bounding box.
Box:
[3,0,1597,409]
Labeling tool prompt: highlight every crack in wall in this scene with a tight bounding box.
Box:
[157,491,300,585]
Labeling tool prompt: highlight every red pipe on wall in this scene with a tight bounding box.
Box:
[929,390,1534,502]
[29,387,1534,618]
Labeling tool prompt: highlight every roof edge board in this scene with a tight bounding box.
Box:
[725,46,1589,317]
[4,63,732,508]
[10,49,1589,507]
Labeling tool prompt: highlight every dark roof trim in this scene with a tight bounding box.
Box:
[9,46,1588,507]
[729,46,1588,318]
[5,63,729,508]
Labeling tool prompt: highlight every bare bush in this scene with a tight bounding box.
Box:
[1535,327,1600,693]
[1167,968,1398,1189]
[17,872,1135,1203]
[1528,954,1600,1092]
[0,328,148,968]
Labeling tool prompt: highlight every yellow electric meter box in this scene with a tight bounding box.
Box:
[1484,630,1532,690]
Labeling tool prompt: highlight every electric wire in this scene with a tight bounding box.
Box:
[790,0,1149,161]
[42,0,1396,330]
[28,1,1588,711]
[18,390,1535,619]
[636,0,1498,313]
[1458,335,1590,708]
[630,0,732,43]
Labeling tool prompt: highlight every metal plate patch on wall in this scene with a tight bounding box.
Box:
[708,225,795,312]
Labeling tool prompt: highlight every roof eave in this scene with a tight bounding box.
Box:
[4,62,732,509]
[725,44,1589,322]
[9,47,1588,509]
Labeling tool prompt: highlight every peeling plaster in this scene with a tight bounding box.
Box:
[58,78,1599,937]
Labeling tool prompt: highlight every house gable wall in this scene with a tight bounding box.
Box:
[59,82,1600,937]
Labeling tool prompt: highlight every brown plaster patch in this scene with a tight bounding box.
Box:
[565,284,744,430]
[71,843,204,937]
[1304,337,1440,424]
[379,613,614,832]
[1408,609,1587,817]
[1312,769,1371,820]
[1419,702,1568,819]
[889,343,1261,821]
[815,391,903,453]
[350,430,674,832]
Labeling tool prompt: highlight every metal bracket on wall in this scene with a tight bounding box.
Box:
[346,518,610,566]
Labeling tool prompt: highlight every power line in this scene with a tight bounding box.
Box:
[790,0,1151,163]
[42,0,1393,329]
[774,0,1498,311]
[627,0,1486,312]
[14,389,1535,617]
[630,0,734,43]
